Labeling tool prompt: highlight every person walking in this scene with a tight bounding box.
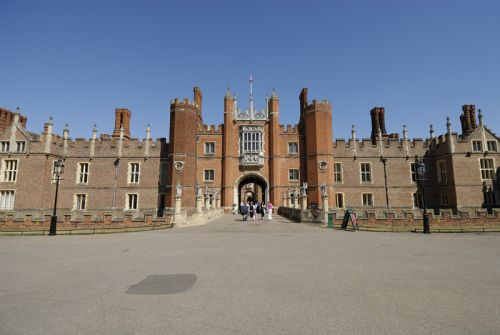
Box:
[266,201,274,220]
[260,201,266,220]
[249,201,255,220]
[240,202,248,221]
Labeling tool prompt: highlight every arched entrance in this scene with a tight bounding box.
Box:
[235,174,269,205]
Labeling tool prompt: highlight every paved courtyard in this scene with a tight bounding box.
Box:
[1,215,499,335]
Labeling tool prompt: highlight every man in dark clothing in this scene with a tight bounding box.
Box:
[240,202,249,221]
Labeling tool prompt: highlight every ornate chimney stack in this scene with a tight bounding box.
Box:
[299,88,308,115]
[370,107,387,143]
[194,87,202,114]
[460,104,477,136]
[112,108,131,140]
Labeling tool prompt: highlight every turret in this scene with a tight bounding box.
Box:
[268,89,280,205]
[167,88,202,208]
[222,89,235,208]
[299,90,334,206]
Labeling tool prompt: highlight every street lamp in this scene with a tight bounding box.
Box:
[49,158,64,236]
[416,158,430,234]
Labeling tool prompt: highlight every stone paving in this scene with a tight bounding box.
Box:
[1,214,500,334]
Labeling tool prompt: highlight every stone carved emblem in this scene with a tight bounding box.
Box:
[174,161,185,171]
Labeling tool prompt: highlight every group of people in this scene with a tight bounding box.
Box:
[239,200,274,221]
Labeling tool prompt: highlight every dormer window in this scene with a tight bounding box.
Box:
[1,141,9,152]
[16,141,25,152]
[472,140,483,152]
[487,140,498,152]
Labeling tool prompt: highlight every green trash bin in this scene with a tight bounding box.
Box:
[327,213,334,229]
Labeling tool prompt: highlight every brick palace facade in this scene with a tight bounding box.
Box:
[0,82,499,229]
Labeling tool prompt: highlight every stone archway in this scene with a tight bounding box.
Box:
[234,173,269,206]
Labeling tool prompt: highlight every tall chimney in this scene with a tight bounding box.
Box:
[194,87,202,113]
[112,108,131,140]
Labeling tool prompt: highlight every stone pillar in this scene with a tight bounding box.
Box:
[174,195,181,214]
[216,193,221,208]
[205,194,210,210]
[301,195,308,212]
[196,194,202,214]
[322,194,329,224]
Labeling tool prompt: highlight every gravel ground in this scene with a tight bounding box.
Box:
[1,214,499,335]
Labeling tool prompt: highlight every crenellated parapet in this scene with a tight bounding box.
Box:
[303,99,332,114]
[198,124,223,135]
[279,124,299,134]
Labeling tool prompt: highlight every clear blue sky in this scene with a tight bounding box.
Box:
[1,0,499,140]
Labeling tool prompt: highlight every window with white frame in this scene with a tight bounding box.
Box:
[360,163,372,183]
[16,141,25,152]
[126,193,138,210]
[440,194,449,206]
[334,163,342,183]
[0,190,15,210]
[2,159,18,182]
[487,140,498,152]
[413,192,424,209]
[288,142,298,155]
[241,130,263,153]
[335,193,345,208]
[1,141,10,152]
[410,163,417,182]
[437,160,447,184]
[74,194,87,210]
[289,169,299,181]
[362,193,373,206]
[129,163,140,183]
[480,158,495,180]
[472,140,483,152]
[204,169,215,182]
[77,163,89,184]
[204,142,215,155]
[160,162,168,185]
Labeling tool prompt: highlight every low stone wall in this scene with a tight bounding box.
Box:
[174,208,224,227]
[0,210,172,232]
[279,207,500,228]
[277,207,303,222]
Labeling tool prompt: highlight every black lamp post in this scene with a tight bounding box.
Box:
[416,158,430,234]
[49,158,64,236]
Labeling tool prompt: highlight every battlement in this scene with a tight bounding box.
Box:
[304,99,332,112]
[279,124,299,134]
[199,124,222,134]
[170,98,199,109]
[332,137,430,153]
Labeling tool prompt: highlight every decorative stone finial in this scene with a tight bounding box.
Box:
[351,125,356,139]
[225,87,233,99]
[429,124,435,139]
[478,109,483,126]
[271,88,278,99]
[446,117,452,133]
[403,125,408,139]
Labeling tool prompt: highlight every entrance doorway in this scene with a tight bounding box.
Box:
[236,174,268,205]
